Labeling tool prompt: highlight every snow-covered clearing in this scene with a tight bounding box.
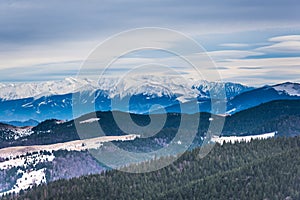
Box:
[211,132,276,145]
[0,134,139,159]
[79,118,100,124]
[0,168,46,196]
[0,134,139,196]
[0,153,55,170]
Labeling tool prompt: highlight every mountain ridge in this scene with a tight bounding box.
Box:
[0,78,299,122]
[0,99,299,150]
[0,78,254,121]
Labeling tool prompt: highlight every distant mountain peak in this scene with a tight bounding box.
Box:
[272,82,300,97]
[0,77,252,101]
[0,77,256,121]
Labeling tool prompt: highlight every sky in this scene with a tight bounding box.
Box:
[0,0,300,86]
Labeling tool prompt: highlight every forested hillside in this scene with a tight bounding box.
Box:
[3,136,300,200]
[1,100,300,150]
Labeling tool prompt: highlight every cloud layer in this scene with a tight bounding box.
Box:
[0,0,299,85]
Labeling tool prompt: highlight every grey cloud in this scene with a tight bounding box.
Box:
[220,43,250,48]
[269,35,300,42]
[238,67,263,70]
[224,71,300,86]
[0,0,299,47]
[1,0,300,85]
[208,66,229,70]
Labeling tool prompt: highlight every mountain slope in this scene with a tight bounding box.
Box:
[3,136,300,200]
[0,78,94,101]
[0,100,299,197]
[0,78,253,121]
[1,100,299,150]
[0,120,39,127]
[0,123,33,141]
[223,99,300,136]
[1,79,300,122]
[0,77,252,101]
[227,82,300,114]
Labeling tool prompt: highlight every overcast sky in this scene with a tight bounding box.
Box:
[0,0,299,86]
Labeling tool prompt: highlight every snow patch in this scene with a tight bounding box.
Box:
[0,126,34,140]
[211,132,276,145]
[80,118,100,124]
[0,168,47,196]
[12,128,34,140]
[0,153,55,170]
[226,108,236,114]
[0,134,139,159]
[273,83,300,96]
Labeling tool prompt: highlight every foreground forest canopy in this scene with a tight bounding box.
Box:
[2,136,300,200]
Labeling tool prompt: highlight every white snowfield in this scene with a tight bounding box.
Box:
[0,168,47,196]
[0,134,139,196]
[11,128,34,140]
[0,126,33,140]
[211,132,276,145]
[0,153,55,170]
[0,134,139,159]
[79,118,100,124]
[273,83,300,96]
[0,152,54,196]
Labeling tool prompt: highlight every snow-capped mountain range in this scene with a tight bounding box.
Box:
[0,76,299,122]
[0,76,251,101]
[0,78,94,101]
[0,76,252,121]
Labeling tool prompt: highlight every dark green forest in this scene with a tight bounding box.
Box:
[1,100,300,150]
[2,136,300,200]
